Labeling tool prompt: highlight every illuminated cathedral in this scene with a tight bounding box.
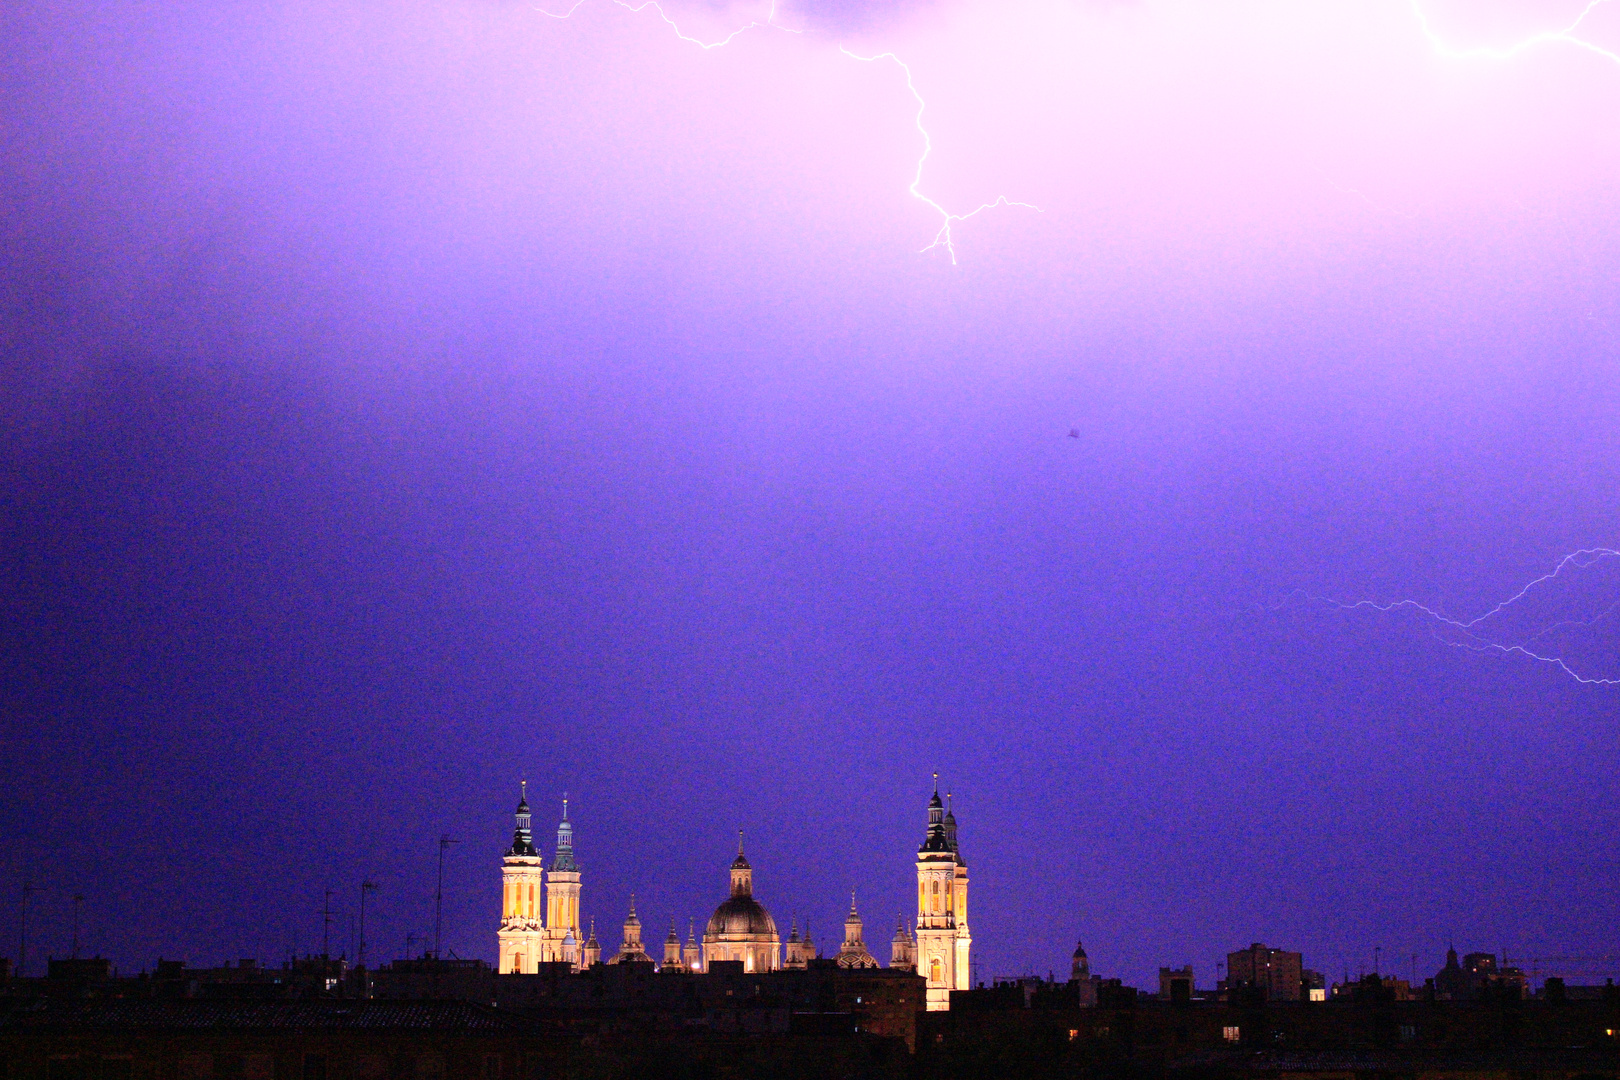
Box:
[495,776,971,1010]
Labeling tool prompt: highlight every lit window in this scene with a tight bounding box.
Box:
[1223,1027,1240,1043]
[1068,1029,1080,1042]
[1309,988,1326,1002]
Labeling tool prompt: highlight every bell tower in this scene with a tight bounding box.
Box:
[915,774,964,1010]
[541,796,582,968]
[497,782,546,974]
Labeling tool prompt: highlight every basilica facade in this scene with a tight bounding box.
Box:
[493,778,971,1010]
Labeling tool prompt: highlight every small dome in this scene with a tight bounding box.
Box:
[706,894,777,939]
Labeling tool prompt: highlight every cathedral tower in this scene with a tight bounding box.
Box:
[497,782,546,974]
[915,775,967,1010]
[540,797,582,967]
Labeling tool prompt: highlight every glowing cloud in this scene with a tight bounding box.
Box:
[532,0,1037,262]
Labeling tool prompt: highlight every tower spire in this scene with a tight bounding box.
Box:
[728,835,753,896]
[552,794,577,872]
[509,781,536,856]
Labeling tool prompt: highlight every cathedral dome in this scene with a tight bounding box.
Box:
[706,894,777,939]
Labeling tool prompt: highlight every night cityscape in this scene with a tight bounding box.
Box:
[3,0,1618,1078]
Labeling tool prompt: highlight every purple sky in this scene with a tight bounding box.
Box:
[3,0,1618,989]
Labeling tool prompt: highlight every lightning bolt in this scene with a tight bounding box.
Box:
[538,0,798,50]
[1282,548,1620,687]
[533,1,1036,263]
[838,48,1040,265]
[1412,0,1620,66]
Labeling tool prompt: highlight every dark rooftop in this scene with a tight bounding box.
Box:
[0,999,532,1033]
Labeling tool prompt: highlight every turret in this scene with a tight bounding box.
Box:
[552,796,577,872]
[509,781,537,857]
[919,778,951,855]
[891,916,916,971]
[683,919,701,972]
[582,919,601,968]
[837,893,877,968]
[606,896,651,965]
[663,923,684,969]
[730,831,753,897]
[624,897,641,944]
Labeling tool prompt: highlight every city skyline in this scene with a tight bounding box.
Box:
[4,0,1618,1002]
[7,772,1613,994]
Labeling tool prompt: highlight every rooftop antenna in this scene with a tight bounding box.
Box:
[435,834,459,959]
[71,893,84,959]
[321,888,335,958]
[19,874,43,979]
[358,879,378,968]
